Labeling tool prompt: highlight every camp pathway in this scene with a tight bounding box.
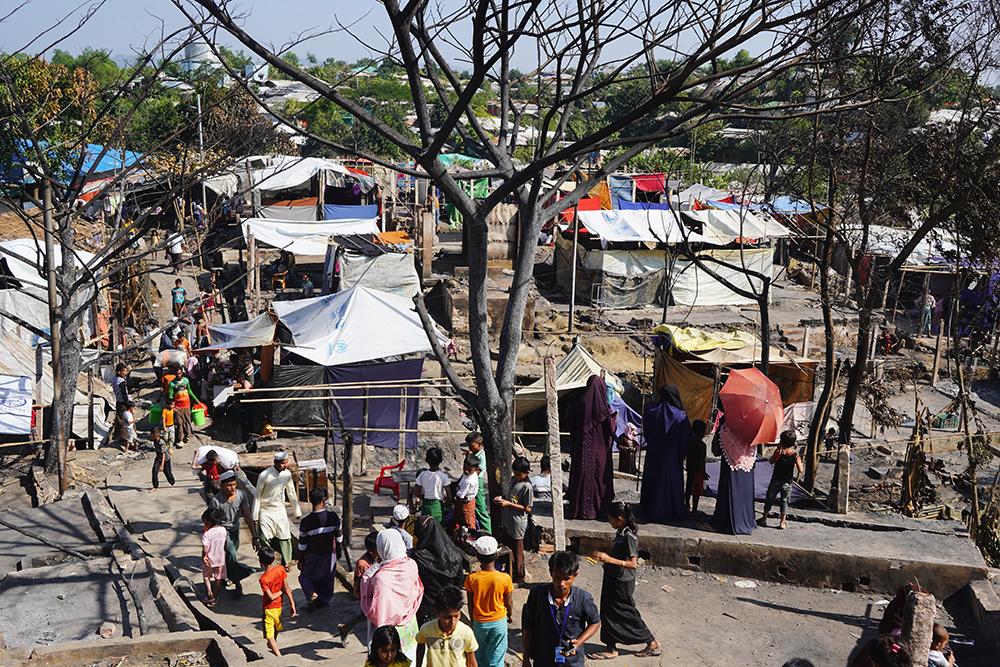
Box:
[104,453,369,663]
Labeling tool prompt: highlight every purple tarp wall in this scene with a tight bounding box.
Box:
[327,358,423,449]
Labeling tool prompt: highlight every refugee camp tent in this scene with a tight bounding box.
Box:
[668,247,775,307]
[652,324,816,407]
[0,238,98,346]
[199,313,277,352]
[321,236,420,298]
[513,342,640,440]
[242,218,380,255]
[683,209,793,245]
[674,183,734,209]
[0,333,112,439]
[271,286,446,366]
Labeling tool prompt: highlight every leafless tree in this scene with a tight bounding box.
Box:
[177,0,996,521]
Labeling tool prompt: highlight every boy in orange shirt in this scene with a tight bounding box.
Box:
[258,546,297,656]
[463,535,514,667]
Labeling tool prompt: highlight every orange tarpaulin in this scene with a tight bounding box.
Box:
[263,196,318,207]
[589,181,613,210]
[653,350,715,423]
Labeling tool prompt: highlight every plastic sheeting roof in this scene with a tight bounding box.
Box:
[242,218,380,255]
[683,209,793,244]
[653,323,810,365]
[0,238,98,289]
[857,225,958,266]
[254,156,355,191]
[272,286,446,366]
[198,313,277,352]
[576,209,708,245]
[514,343,624,417]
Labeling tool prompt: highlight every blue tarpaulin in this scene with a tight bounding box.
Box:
[327,358,423,449]
[616,198,670,211]
[323,204,379,220]
[703,457,808,504]
[768,196,827,214]
[608,175,633,204]
[4,141,142,184]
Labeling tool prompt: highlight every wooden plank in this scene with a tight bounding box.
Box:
[544,356,566,552]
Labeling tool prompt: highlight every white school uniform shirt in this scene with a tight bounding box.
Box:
[456,472,479,502]
[415,469,450,501]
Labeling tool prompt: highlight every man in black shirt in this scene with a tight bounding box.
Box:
[522,551,601,666]
[296,486,341,611]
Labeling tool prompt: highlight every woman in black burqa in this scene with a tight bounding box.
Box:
[567,374,616,520]
[409,515,465,624]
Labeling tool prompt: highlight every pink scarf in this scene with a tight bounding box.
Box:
[360,532,423,627]
[720,423,756,472]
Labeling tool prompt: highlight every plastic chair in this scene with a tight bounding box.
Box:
[373,459,405,499]
[271,271,288,291]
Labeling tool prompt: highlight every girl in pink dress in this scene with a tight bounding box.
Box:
[201,508,228,606]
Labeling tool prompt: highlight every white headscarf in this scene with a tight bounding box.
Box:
[376,527,407,563]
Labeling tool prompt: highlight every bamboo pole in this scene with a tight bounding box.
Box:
[271,426,572,436]
[398,388,407,462]
[359,390,369,474]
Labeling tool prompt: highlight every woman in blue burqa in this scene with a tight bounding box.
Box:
[640,385,692,523]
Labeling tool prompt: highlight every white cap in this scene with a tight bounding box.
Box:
[474,535,498,556]
[392,504,410,521]
[273,451,288,461]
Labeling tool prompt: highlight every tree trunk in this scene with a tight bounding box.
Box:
[838,258,877,444]
[805,215,838,490]
[758,280,771,374]
[476,397,514,532]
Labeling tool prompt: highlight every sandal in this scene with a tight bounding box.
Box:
[590,652,619,660]
[205,596,217,607]
[636,648,663,658]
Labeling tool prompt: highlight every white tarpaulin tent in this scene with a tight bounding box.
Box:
[683,209,793,244]
[577,210,708,245]
[272,286,447,366]
[253,156,354,192]
[336,251,421,298]
[0,239,99,346]
[514,344,624,418]
[199,313,277,352]
[259,203,319,222]
[670,247,774,306]
[0,374,32,434]
[0,334,112,439]
[242,218,380,256]
[674,184,733,208]
[856,224,958,266]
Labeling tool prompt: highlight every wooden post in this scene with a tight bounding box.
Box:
[342,430,354,562]
[316,169,326,221]
[801,327,810,356]
[544,357,566,551]
[902,591,936,667]
[891,269,906,326]
[930,328,944,386]
[246,232,257,317]
[420,211,434,283]
[87,369,94,450]
[359,390,369,475]
[835,445,850,514]
[568,211,580,334]
[398,388,407,462]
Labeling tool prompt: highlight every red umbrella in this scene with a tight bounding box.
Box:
[718,368,783,446]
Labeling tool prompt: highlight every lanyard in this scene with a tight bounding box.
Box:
[548,597,572,640]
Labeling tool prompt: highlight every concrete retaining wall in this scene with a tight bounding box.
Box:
[9,631,246,666]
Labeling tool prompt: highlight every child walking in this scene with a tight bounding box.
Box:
[415,447,451,523]
[493,456,532,583]
[365,625,412,667]
[338,532,380,644]
[162,399,178,450]
[259,546,297,656]
[201,508,227,607]
[760,430,804,529]
[120,401,138,452]
[464,536,513,667]
[416,585,478,667]
[456,455,481,532]
[171,278,187,317]
[150,426,175,491]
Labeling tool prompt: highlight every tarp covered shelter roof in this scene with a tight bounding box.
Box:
[272,286,446,366]
[198,313,277,352]
[854,224,958,266]
[655,324,812,366]
[0,238,99,288]
[683,209,793,244]
[242,218,380,255]
[675,183,733,204]
[576,209,708,245]
[514,343,625,418]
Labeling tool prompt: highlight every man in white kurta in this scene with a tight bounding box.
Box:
[252,451,301,566]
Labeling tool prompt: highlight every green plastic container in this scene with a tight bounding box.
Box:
[148,403,163,425]
[191,406,207,426]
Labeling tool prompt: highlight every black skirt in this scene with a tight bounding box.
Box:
[599,573,653,648]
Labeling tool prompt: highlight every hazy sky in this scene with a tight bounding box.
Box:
[0,0,407,63]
